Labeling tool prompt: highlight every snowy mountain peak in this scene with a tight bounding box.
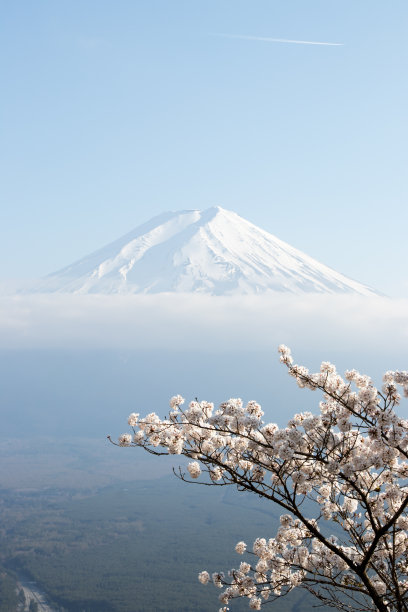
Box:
[38,207,378,296]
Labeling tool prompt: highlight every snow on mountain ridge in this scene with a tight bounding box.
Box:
[38,207,378,296]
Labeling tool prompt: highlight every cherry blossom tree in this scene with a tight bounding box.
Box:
[111,345,408,611]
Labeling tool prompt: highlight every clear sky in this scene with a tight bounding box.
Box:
[1,1,407,296]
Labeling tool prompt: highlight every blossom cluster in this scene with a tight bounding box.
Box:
[117,345,408,611]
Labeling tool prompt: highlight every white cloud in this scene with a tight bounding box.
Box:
[0,294,406,354]
[211,34,344,47]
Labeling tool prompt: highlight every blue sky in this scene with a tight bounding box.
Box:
[1,1,407,296]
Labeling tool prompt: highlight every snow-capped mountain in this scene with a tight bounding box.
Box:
[38,207,377,295]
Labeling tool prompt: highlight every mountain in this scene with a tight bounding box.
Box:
[38,207,377,296]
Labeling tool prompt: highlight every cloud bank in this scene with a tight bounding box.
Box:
[1,294,406,355]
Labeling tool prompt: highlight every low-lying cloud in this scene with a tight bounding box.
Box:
[1,293,407,356]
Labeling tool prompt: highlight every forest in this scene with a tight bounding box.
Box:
[0,476,327,611]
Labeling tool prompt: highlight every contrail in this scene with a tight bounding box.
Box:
[211,33,343,47]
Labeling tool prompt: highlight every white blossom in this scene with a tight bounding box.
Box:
[169,395,185,409]
[118,433,132,446]
[187,461,201,479]
[235,541,247,554]
[127,412,139,426]
[249,596,262,610]
[198,570,210,584]
[117,345,408,612]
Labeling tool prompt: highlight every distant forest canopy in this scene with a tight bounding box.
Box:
[0,479,331,611]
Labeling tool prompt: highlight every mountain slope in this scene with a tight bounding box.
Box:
[38,207,378,296]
